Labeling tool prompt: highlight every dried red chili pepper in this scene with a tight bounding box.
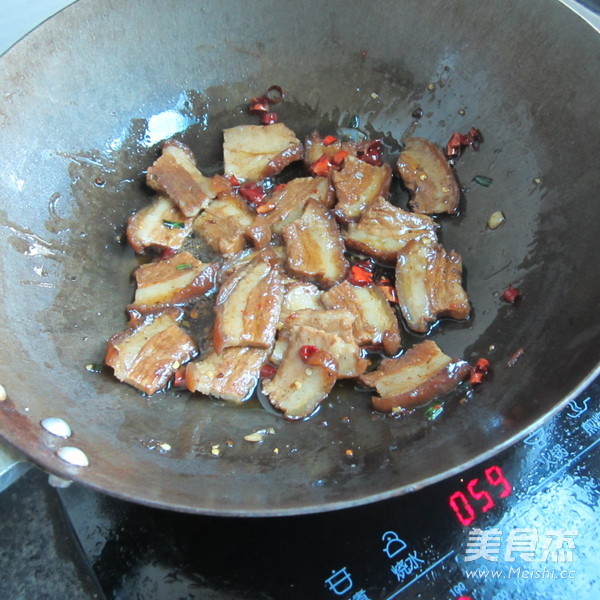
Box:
[331,150,349,168]
[358,140,383,166]
[260,112,278,125]
[446,133,464,158]
[463,127,483,149]
[322,135,338,146]
[273,183,287,194]
[347,260,375,286]
[173,366,187,388]
[470,357,491,385]
[265,85,284,104]
[226,174,241,188]
[260,364,277,379]
[159,248,177,260]
[501,284,521,304]
[310,153,332,177]
[260,363,277,379]
[445,127,483,158]
[238,182,266,205]
[248,95,270,114]
[299,345,318,361]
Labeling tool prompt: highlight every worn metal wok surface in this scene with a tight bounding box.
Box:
[0,0,599,515]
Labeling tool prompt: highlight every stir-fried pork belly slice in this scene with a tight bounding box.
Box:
[344,196,438,263]
[360,340,470,412]
[279,281,323,323]
[218,246,287,283]
[283,199,348,289]
[193,192,254,256]
[272,309,368,377]
[146,140,217,218]
[186,346,269,403]
[395,238,470,333]
[129,251,217,312]
[126,196,193,254]
[397,137,460,215]
[105,310,197,395]
[218,248,260,282]
[213,249,284,354]
[262,325,338,420]
[303,131,375,168]
[223,123,303,181]
[247,177,330,248]
[331,155,392,222]
[321,281,401,355]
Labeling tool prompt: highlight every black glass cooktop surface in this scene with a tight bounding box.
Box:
[2,381,598,600]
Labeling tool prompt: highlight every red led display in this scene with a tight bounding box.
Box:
[448,465,512,525]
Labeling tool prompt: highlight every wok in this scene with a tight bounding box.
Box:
[0,0,599,516]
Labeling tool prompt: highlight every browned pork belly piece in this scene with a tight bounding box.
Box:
[105,311,197,395]
[343,196,438,263]
[395,239,470,333]
[126,196,193,254]
[279,281,323,323]
[146,140,217,218]
[272,309,368,377]
[262,325,338,419]
[321,281,401,355]
[223,123,303,181]
[218,248,260,282]
[280,308,356,343]
[331,155,392,222]
[193,192,254,256]
[397,137,460,215]
[213,249,284,354]
[360,340,470,412]
[303,131,375,168]
[247,177,330,248]
[185,346,269,403]
[282,199,348,289]
[128,251,217,311]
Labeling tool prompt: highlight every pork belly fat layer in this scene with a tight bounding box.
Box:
[262,325,338,419]
[344,196,438,263]
[397,137,460,215]
[223,123,303,181]
[126,196,193,254]
[275,309,368,377]
[194,193,254,256]
[395,239,470,333]
[186,346,268,403]
[320,281,401,354]
[130,251,217,310]
[105,312,197,395]
[146,140,216,218]
[279,282,323,323]
[360,340,470,412]
[332,156,392,222]
[248,176,330,248]
[213,250,284,353]
[283,199,348,289]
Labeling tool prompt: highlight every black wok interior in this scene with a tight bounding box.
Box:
[0,0,598,515]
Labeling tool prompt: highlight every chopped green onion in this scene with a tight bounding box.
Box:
[176,263,193,271]
[163,220,186,229]
[85,363,104,373]
[425,403,444,421]
[473,175,493,187]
